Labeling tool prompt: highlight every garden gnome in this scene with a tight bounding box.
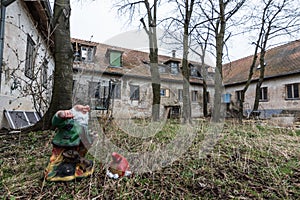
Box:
[106,152,132,179]
[45,105,96,181]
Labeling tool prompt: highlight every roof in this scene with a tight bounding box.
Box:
[72,38,215,85]
[23,0,54,49]
[223,40,300,86]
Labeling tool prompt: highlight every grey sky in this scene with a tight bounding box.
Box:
[67,0,253,63]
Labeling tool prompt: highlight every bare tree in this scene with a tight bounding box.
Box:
[190,23,214,117]
[115,0,161,121]
[24,0,73,131]
[200,0,246,122]
[238,0,300,121]
[161,0,196,123]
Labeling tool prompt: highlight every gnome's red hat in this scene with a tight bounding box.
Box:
[109,152,130,177]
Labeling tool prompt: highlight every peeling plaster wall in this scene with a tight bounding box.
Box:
[224,74,300,118]
[73,72,208,119]
[0,1,54,128]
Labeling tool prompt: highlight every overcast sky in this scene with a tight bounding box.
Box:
[51,0,254,63]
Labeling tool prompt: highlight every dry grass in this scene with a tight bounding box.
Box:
[1,119,300,199]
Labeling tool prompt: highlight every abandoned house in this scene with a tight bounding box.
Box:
[0,0,54,129]
[71,38,215,119]
[223,40,300,119]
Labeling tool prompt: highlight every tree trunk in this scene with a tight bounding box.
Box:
[149,26,160,121]
[22,0,73,132]
[182,31,191,123]
[212,0,226,123]
[253,51,266,111]
[202,80,208,117]
[141,0,161,122]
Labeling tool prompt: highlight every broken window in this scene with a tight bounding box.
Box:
[170,62,179,74]
[25,34,35,79]
[80,46,94,62]
[130,85,139,100]
[89,80,112,110]
[286,83,299,99]
[191,90,198,102]
[4,110,40,129]
[190,64,201,77]
[112,83,121,99]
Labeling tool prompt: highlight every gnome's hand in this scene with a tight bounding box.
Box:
[57,110,74,119]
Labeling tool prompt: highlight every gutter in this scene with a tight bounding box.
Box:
[0,0,16,92]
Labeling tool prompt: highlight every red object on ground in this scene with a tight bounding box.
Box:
[109,152,130,176]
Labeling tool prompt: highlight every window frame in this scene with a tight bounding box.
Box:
[191,90,198,102]
[25,34,35,79]
[170,62,179,75]
[259,87,268,102]
[109,50,122,67]
[112,83,121,99]
[190,64,202,78]
[130,85,139,100]
[286,83,300,100]
[236,90,243,102]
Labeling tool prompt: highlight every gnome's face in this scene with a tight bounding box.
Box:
[71,105,90,127]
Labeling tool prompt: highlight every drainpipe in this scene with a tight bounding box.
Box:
[0,0,16,92]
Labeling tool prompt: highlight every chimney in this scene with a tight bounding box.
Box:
[172,50,176,58]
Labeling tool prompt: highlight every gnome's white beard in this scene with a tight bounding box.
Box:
[71,108,89,128]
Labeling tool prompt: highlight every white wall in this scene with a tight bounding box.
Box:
[225,74,300,118]
[0,1,54,128]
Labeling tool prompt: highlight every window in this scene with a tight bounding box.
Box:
[89,81,109,99]
[160,88,170,97]
[112,83,121,99]
[109,50,122,67]
[170,62,179,74]
[206,91,210,103]
[286,83,299,99]
[191,90,198,102]
[25,34,35,79]
[190,64,201,77]
[236,90,242,102]
[81,46,94,62]
[130,85,139,100]
[42,60,48,88]
[178,89,183,102]
[4,110,40,129]
[259,87,268,101]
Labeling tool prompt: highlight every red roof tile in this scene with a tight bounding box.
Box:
[72,38,214,85]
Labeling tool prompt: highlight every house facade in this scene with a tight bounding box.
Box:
[0,0,54,129]
[71,38,215,119]
[223,40,300,119]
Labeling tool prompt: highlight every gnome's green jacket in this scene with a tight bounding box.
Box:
[51,114,83,147]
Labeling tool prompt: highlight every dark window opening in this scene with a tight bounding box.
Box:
[259,87,268,101]
[130,85,139,100]
[286,83,299,99]
[25,34,35,79]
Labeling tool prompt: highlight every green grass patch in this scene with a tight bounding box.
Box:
[0,120,299,199]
